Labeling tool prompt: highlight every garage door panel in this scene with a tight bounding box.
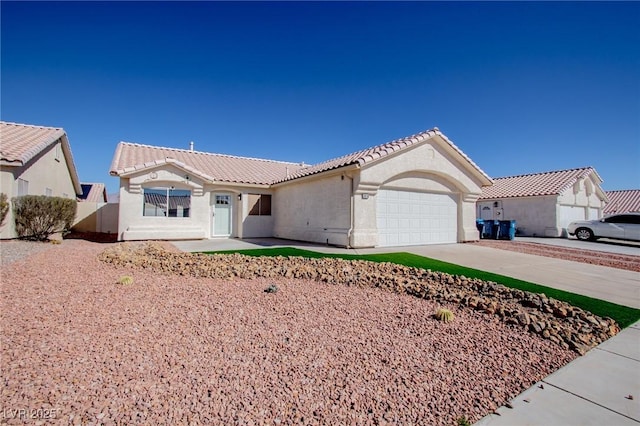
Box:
[376,189,457,247]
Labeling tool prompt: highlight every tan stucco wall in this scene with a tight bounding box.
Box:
[273,172,352,246]
[1,141,77,239]
[73,202,119,234]
[478,196,559,237]
[237,190,275,238]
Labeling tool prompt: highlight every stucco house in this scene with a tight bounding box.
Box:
[0,121,83,239]
[110,128,493,247]
[603,190,640,215]
[477,167,607,237]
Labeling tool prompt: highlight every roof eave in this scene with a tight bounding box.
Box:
[113,158,217,184]
[271,163,360,187]
[59,134,83,195]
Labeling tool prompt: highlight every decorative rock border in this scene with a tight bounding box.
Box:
[98,243,620,354]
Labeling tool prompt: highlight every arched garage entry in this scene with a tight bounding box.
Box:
[375,172,461,246]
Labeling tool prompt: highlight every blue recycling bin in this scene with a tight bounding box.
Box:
[481,220,499,239]
[476,219,484,232]
[498,220,516,240]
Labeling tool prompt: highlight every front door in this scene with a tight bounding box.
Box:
[213,194,232,236]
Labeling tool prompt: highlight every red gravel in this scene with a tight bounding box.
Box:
[474,240,640,272]
[1,240,577,425]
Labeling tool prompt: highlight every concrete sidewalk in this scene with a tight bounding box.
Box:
[476,321,640,426]
[171,238,640,425]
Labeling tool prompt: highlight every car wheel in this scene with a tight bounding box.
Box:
[575,227,594,241]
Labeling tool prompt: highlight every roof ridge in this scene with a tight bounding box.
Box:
[0,120,62,131]
[492,166,594,180]
[605,189,640,193]
[118,141,302,166]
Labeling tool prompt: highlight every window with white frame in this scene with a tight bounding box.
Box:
[17,178,29,196]
[143,187,191,217]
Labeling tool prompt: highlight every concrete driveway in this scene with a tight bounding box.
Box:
[516,236,640,256]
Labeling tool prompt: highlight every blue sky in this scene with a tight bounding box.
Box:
[2,1,639,195]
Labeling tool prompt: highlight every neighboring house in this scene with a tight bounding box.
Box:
[74,183,119,234]
[110,128,493,247]
[477,167,607,237]
[79,182,108,203]
[0,121,82,239]
[603,190,640,215]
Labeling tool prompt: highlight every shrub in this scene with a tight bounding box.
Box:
[457,416,471,426]
[117,276,134,285]
[0,193,8,226]
[12,195,77,241]
[435,308,455,323]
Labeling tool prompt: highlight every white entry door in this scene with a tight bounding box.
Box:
[213,194,232,236]
[376,189,458,246]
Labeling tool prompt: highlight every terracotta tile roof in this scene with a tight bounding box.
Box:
[276,127,492,184]
[110,142,306,185]
[110,128,492,187]
[479,167,600,199]
[0,121,82,194]
[604,190,640,214]
[79,183,108,203]
[1,121,66,164]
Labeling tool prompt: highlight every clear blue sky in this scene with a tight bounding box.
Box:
[2,1,639,195]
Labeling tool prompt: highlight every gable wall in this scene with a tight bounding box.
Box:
[117,166,209,240]
[1,141,77,239]
[350,140,486,246]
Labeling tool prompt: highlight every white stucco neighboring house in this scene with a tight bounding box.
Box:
[603,190,640,215]
[109,128,493,247]
[0,121,83,239]
[477,167,607,237]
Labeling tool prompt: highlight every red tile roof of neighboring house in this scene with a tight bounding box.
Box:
[79,183,108,203]
[604,190,640,214]
[0,121,82,194]
[110,142,306,185]
[479,167,601,199]
[110,128,492,186]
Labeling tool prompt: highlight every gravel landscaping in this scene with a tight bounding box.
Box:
[0,240,598,425]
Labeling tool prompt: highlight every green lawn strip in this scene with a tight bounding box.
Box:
[203,247,640,328]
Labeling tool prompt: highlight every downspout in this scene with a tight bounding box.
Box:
[346,173,354,249]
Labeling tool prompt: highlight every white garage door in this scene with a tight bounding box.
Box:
[376,189,458,246]
[559,205,586,232]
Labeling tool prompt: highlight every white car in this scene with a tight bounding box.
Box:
[567,213,640,242]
